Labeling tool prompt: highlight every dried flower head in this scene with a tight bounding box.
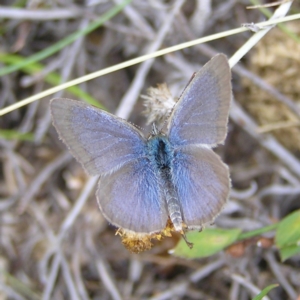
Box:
[116,219,174,253]
[142,83,176,125]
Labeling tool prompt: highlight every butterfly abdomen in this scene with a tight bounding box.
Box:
[147,136,183,231]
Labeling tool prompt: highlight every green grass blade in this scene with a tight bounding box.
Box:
[0,0,132,77]
[0,129,34,141]
[252,284,279,300]
[237,223,278,241]
[0,52,105,108]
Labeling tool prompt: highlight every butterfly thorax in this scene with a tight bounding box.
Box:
[146,135,183,232]
[146,135,172,169]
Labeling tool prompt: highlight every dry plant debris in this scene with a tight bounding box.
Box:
[241,21,300,152]
[0,1,300,300]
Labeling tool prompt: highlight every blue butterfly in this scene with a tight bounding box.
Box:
[50,54,231,236]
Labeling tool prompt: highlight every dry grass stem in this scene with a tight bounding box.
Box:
[1,1,300,299]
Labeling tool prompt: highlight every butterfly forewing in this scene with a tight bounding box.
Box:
[172,146,230,228]
[168,54,231,148]
[97,158,168,233]
[50,98,147,176]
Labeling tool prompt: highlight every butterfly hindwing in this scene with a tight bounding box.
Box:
[172,146,230,229]
[97,158,168,233]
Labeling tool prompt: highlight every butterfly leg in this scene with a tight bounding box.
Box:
[166,191,193,248]
[182,232,193,249]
